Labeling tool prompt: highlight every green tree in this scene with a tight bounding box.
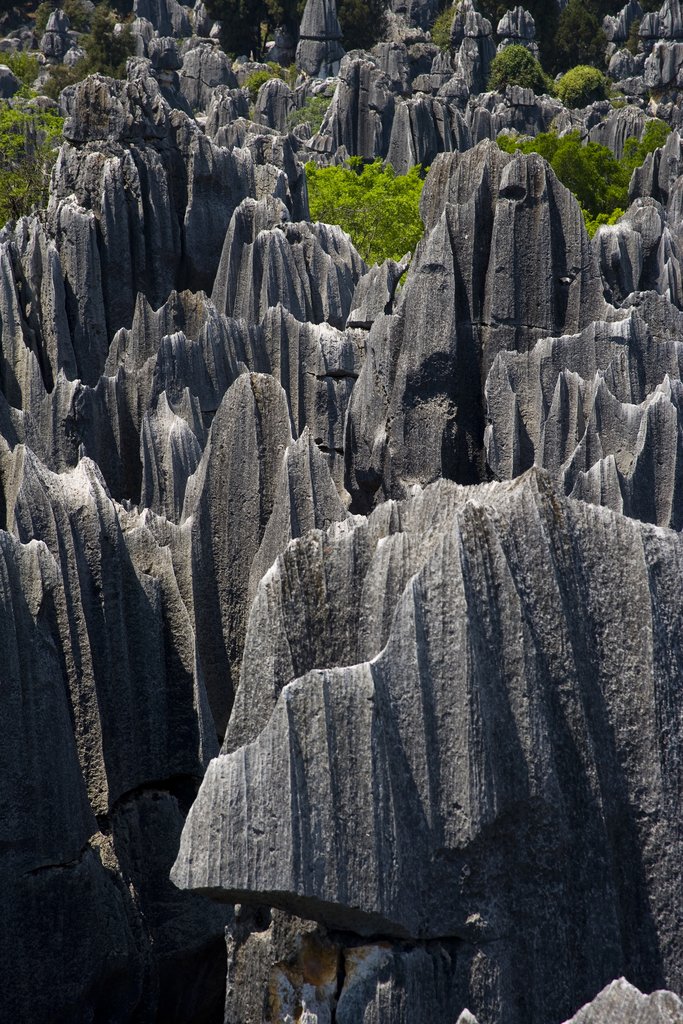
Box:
[555,0,607,74]
[556,64,607,108]
[0,103,64,224]
[3,51,41,94]
[430,5,453,51]
[204,0,301,61]
[625,17,640,57]
[496,121,671,235]
[488,44,555,95]
[306,157,424,265]
[337,0,388,52]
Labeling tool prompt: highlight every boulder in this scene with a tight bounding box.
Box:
[254,76,295,132]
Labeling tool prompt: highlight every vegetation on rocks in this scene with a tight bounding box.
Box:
[286,92,331,132]
[41,2,135,99]
[2,50,40,93]
[497,119,670,236]
[244,62,296,100]
[430,5,454,51]
[488,45,555,96]
[306,157,424,264]
[35,0,91,33]
[556,64,607,108]
[0,102,64,223]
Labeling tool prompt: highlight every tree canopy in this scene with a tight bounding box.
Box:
[488,45,555,96]
[0,103,64,224]
[306,157,424,265]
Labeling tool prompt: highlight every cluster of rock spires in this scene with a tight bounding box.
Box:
[4,1,683,1024]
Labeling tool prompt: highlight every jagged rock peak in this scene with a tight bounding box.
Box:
[497,6,536,39]
[296,0,345,76]
[603,0,643,43]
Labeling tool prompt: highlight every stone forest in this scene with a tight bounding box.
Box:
[2,0,683,1020]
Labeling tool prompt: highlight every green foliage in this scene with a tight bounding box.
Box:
[32,0,91,33]
[34,2,54,37]
[3,51,41,94]
[488,45,555,96]
[625,17,640,56]
[305,157,424,266]
[42,3,135,99]
[556,64,607,108]
[496,120,671,229]
[621,118,671,171]
[337,0,389,53]
[430,6,453,51]
[244,62,296,101]
[286,92,331,132]
[582,205,624,237]
[555,0,607,74]
[205,0,301,61]
[0,102,64,225]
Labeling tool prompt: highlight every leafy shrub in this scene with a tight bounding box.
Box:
[337,0,389,52]
[42,3,136,99]
[497,120,671,233]
[3,52,41,94]
[34,2,54,37]
[625,17,640,57]
[0,103,64,224]
[286,93,331,133]
[430,6,453,51]
[306,157,424,266]
[244,62,296,102]
[488,45,555,96]
[582,205,624,238]
[556,64,607,108]
[621,118,670,172]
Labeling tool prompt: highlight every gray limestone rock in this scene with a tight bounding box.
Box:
[608,47,637,81]
[254,76,295,132]
[307,55,395,160]
[211,196,366,329]
[345,142,607,510]
[133,0,192,37]
[594,220,644,302]
[174,467,683,1022]
[484,307,683,530]
[347,253,411,327]
[180,372,294,736]
[0,215,76,394]
[204,83,250,134]
[603,0,643,43]
[386,95,473,174]
[564,978,683,1023]
[372,40,412,94]
[178,41,237,111]
[588,105,653,160]
[148,35,182,71]
[497,6,536,40]
[40,7,71,61]
[0,62,20,95]
[296,0,345,77]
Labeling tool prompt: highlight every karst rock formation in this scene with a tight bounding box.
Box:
[3,0,683,1022]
